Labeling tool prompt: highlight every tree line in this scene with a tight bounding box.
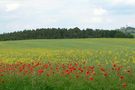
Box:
[0,27,134,41]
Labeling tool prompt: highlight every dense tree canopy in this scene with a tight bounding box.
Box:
[0,27,134,41]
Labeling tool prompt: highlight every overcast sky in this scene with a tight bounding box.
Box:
[0,0,135,33]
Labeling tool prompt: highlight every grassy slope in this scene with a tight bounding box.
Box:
[0,38,134,63]
[0,38,135,90]
[0,38,135,50]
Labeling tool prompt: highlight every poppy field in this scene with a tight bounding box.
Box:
[0,39,135,90]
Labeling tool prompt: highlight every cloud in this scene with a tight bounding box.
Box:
[0,1,20,12]
[108,0,135,5]
[0,0,135,33]
[5,3,20,12]
[91,17,103,23]
[93,8,107,16]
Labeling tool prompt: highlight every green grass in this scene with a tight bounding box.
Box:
[0,38,134,63]
[0,38,135,90]
[0,38,135,50]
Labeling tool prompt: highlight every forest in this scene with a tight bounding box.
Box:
[0,27,134,41]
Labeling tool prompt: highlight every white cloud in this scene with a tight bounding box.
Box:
[0,0,20,12]
[5,3,20,12]
[0,0,135,33]
[79,8,108,23]
[91,17,103,23]
[93,8,107,16]
[108,0,135,5]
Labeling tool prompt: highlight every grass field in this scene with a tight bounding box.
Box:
[0,38,135,90]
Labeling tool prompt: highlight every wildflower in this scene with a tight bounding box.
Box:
[62,64,65,69]
[120,76,124,80]
[34,62,40,67]
[104,73,108,77]
[89,66,94,70]
[115,67,120,71]
[86,71,90,76]
[78,67,83,72]
[46,73,50,77]
[75,63,78,67]
[56,67,59,71]
[122,82,127,88]
[65,70,70,75]
[113,64,116,67]
[89,77,94,81]
[38,69,44,75]
[19,64,25,72]
[100,67,105,72]
[44,64,49,69]
[29,67,33,73]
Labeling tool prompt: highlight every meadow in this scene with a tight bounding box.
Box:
[0,38,135,90]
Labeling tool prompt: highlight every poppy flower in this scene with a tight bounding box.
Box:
[89,77,94,81]
[120,76,124,80]
[38,69,44,75]
[100,67,105,72]
[65,70,70,75]
[122,82,127,88]
[104,73,108,77]
[86,71,90,76]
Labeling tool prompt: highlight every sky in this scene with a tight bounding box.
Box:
[0,0,135,33]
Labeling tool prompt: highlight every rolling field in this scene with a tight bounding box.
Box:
[0,38,135,90]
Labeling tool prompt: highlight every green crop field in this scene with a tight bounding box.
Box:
[0,38,135,49]
[0,38,135,90]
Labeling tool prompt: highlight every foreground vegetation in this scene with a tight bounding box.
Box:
[0,39,135,90]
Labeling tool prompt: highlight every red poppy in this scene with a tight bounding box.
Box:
[89,77,94,81]
[75,63,78,67]
[44,64,49,69]
[65,70,70,75]
[120,76,124,80]
[38,69,44,75]
[113,64,116,67]
[78,67,83,72]
[46,73,50,77]
[100,67,105,72]
[122,82,127,88]
[89,66,94,70]
[104,73,108,77]
[86,71,90,76]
